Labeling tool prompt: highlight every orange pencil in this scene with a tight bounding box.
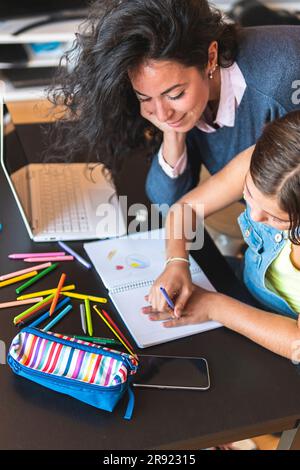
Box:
[50,273,66,316]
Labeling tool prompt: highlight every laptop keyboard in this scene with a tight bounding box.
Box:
[37,167,91,234]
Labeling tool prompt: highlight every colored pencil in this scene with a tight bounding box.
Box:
[15,263,58,295]
[84,298,93,336]
[0,271,38,288]
[17,285,76,300]
[24,256,74,262]
[9,252,65,259]
[58,241,92,269]
[62,292,107,303]
[69,335,122,346]
[49,273,66,316]
[0,298,43,309]
[93,306,136,358]
[101,308,136,353]
[0,262,51,281]
[80,303,87,334]
[13,294,54,325]
[43,304,73,332]
[26,297,71,328]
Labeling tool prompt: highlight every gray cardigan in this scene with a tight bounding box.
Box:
[146,26,300,206]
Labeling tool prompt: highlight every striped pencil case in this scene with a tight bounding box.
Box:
[7,327,139,419]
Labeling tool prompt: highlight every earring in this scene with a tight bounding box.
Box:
[209,64,218,80]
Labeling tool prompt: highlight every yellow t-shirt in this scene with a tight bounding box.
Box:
[265,241,300,314]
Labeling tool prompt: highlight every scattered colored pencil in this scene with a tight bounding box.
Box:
[69,335,122,346]
[43,304,73,332]
[80,303,87,334]
[17,285,76,300]
[49,273,66,316]
[101,309,135,353]
[0,298,43,309]
[15,263,58,295]
[58,241,92,269]
[26,297,71,328]
[0,262,51,281]
[24,256,74,262]
[13,294,55,325]
[84,298,93,336]
[9,252,65,260]
[93,305,136,358]
[62,292,107,303]
[0,271,38,288]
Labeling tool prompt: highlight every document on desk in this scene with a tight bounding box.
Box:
[84,229,221,348]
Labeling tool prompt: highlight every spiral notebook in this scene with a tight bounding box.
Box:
[84,229,221,348]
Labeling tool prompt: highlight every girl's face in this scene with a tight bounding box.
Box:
[129,59,214,132]
[243,172,290,231]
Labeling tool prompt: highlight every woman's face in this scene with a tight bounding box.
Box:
[243,172,290,231]
[129,60,211,132]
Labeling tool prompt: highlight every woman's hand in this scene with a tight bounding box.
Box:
[141,104,186,167]
[146,263,194,318]
[143,285,215,327]
[140,103,182,135]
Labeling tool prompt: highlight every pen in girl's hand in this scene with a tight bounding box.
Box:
[159,286,178,317]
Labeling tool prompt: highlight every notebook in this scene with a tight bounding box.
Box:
[84,229,221,348]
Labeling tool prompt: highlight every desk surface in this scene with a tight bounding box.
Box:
[0,124,300,450]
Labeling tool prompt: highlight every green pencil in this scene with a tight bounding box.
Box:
[71,335,122,345]
[15,263,58,295]
[13,293,54,325]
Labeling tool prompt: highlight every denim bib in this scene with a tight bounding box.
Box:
[238,205,298,318]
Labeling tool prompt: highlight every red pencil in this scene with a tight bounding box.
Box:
[101,309,135,353]
[50,273,66,316]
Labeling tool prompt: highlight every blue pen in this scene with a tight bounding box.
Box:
[160,286,175,310]
[58,241,92,269]
[43,304,73,332]
[27,297,71,328]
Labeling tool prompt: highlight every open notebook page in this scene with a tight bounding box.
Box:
[84,229,222,348]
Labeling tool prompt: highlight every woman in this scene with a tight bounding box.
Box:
[49,0,300,205]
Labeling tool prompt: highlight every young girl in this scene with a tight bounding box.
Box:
[143,111,300,361]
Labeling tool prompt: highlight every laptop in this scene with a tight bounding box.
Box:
[0,98,127,242]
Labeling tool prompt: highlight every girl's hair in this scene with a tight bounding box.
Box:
[250,111,300,244]
[47,0,239,180]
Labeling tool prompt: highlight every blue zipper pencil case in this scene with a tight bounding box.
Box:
[8,327,139,419]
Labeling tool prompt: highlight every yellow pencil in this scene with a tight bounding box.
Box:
[62,292,107,303]
[84,298,93,336]
[93,305,137,358]
[0,271,38,288]
[17,285,76,300]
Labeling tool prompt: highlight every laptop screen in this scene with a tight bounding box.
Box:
[2,104,32,225]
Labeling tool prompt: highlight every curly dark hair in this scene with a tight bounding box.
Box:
[250,111,300,245]
[47,0,239,180]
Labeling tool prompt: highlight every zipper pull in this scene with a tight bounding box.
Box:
[122,353,138,372]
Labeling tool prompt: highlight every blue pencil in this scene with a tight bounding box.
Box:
[43,304,73,332]
[160,286,175,310]
[27,297,71,328]
[58,241,92,269]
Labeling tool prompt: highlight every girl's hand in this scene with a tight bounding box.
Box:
[143,286,215,327]
[145,263,194,318]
